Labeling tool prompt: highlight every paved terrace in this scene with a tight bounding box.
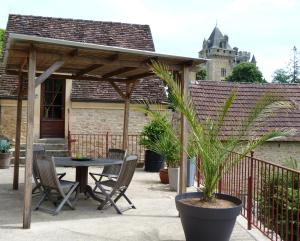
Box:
[0,167,268,241]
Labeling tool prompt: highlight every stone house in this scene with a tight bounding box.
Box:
[0,14,168,143]
[190,80,300,165]
[199,26,256,81]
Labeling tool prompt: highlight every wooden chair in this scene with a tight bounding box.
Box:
[32,145,66,194]
[35,155,79,215]
[95,155,138,214]
[89,149,126,191]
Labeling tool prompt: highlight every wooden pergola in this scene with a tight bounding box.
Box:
[3,33,206,229]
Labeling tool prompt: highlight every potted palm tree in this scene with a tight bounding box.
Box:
[151,61,295,241]
[0,139,12,169]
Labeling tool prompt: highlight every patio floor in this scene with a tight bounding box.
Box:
[0,167,268,241]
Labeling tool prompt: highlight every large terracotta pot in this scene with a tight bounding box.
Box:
[0,153,11,169]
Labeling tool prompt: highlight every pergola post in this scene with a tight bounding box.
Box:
[23,48,36,229]
[13,73,24,190]
[122,82,130,150]
[179,66,189,194]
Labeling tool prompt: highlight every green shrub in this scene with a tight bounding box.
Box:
[258,168,299,241]
[0,139,11,153]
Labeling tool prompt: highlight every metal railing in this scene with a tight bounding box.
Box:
[69,133,145,166]
[197,152,300,241]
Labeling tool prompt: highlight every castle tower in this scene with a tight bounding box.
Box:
[199,26,251,81]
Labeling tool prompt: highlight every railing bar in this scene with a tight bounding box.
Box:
[285,171,288,241]
[290,172,294,241]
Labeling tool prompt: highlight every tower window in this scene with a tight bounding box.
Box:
[221,68,226,77]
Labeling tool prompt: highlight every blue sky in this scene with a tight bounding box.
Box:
[1,0,299,82]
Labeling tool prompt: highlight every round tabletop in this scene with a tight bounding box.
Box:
[54,155,137,167]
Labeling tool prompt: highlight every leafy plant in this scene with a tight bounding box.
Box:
[226,62,265,83]
[151,61,295,202]
[139,111,170,150]
[0,139,11,153]
[139,108,180,167]
[258,166,299,241]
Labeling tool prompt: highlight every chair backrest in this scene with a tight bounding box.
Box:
[36,155,60,190]
[107,148,126,159]
[114,155,138,190]
[103,149,127,175]
[32,145,46,179]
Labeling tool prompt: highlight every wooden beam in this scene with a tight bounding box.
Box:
[179,66,189,194]
[102,67,136,78]
[35,60,65,87]
[74,64,103,77]
[23,48,36,229]
[8,49,182,71]
[128,80,139,97]
[122,82,130,150]
[110,82,126,99]
[127,72,154,80]
[13,73,24,190]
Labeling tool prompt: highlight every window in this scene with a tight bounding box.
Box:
[221,68,226,77]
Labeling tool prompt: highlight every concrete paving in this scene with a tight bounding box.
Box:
[0,167,268,241]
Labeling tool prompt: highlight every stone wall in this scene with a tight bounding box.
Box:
[70,102,154,134]
[0,100,27,143]
[253,141,300,167]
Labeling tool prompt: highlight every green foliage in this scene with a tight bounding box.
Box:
[139,109,180,167]
[151,61,295,202]
[272,46,300,83]
[258,168,299,241]
[139,112,169,150]
[196,66,207,80]
[226,62,265,83]
[0,29,5,57]
[272,69,290,83]
[0,139,11,153]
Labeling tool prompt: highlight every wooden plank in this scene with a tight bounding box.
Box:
[110,82,126,99]
[74,64,103,77]
[13,73,24,190]
[122,82,130,150]
[23,48,36,229]
[179,66,189,194]
[102,67,136,78]
[35,60,65,87]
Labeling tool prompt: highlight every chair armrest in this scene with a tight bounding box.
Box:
[57,172,66,180]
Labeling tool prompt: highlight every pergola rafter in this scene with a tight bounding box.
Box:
[3,33,206,229]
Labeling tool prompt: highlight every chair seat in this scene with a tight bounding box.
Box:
[98,179,116,188]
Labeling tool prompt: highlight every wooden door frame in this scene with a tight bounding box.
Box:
[40,78,66,138]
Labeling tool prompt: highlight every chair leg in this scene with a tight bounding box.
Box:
[96,183,122,214]
[32,183,42,194]
[54,183,79,215]
[35,192,48,210]
[114,189,136,210]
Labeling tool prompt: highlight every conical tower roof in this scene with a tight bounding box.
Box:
[207,26,231,49]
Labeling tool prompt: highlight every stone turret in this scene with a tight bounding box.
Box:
[199,26,253,81]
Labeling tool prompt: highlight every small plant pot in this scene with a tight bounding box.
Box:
[159,168,169,184]
[168,167,179,191]
[0,153,11,169]
[186,157,196,187]
[175,192,242,241]
[144,150,164,172]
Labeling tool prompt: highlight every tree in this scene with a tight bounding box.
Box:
[0,29,5,57]
[226,62,265,83]
[272,68,290,83]
[288,46,300,83]
[272,46,300,83]
[196,66,207,80]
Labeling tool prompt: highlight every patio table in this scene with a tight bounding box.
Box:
[54,156,124,202]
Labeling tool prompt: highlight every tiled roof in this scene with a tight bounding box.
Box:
[6,14,155,51]
[190,81,300,141]
[0,14,167,103]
